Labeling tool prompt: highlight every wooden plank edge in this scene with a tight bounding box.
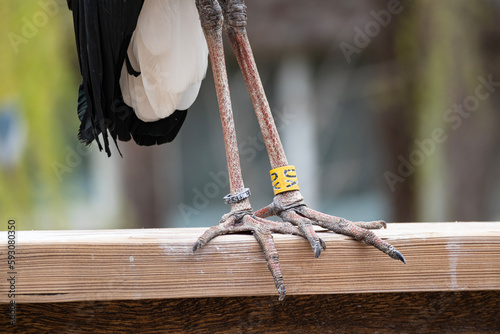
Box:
[0,222,499,303]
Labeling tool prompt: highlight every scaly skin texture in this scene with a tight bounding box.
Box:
[195,0,251,213]
[222,0,289,169]
[194,0,405,300]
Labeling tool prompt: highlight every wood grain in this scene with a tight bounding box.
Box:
[1,291,499,333]
[0,222,499,303]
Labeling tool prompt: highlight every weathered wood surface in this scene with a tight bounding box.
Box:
[0,222,499,303]
[1,291,499,333]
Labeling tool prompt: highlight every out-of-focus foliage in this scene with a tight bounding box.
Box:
[0,1,77,229]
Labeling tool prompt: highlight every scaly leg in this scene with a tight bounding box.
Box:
[222,0,405,275]
[195,0,405,301]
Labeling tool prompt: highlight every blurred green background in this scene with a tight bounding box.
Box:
[1,0,499,231]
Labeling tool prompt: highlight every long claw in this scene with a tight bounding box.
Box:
[193,215,241,252]
[192,240,202,252]
[277,283,286,301]
[302,207,405,262]
[389,247,406,264]
[313,243,322,258]
[249,218,286,299]
[319,238,327,250]
[282,210,323,258]
[193,225,221,252]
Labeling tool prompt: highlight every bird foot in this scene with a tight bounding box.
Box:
[194,192,405,300]
[254,191,406,263]
[193,209,310,300]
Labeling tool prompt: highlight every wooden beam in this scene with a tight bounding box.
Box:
[3,291,500,333]
[1,222,499,303]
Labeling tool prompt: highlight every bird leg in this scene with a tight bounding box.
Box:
[221,0,405,265]
[195,0,405,301]
[195,0,250,214]
[194,0,303,300]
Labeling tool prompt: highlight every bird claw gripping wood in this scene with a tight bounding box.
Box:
[193,209,307,301]
[256,166,404,262]
[254,190,406,264]
[193,190,405,302]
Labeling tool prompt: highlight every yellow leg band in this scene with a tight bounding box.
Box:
[270,165,300,195]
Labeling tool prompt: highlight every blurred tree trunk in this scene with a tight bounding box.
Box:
[374,1,419,222]
[378,0,499,221]
[480,12,500,220]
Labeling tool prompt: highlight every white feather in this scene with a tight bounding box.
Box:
[120,0,208,122]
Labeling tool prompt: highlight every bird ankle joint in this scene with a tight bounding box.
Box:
[196,0,223,31]
[222,0,247,28]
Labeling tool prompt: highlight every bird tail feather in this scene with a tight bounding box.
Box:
[120,0,208,122]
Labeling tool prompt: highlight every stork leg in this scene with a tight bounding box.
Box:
[221,1,406,261]
[194,0,303,300]
[195,0,405,301]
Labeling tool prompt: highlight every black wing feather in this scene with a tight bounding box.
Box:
[68,0,188,156]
